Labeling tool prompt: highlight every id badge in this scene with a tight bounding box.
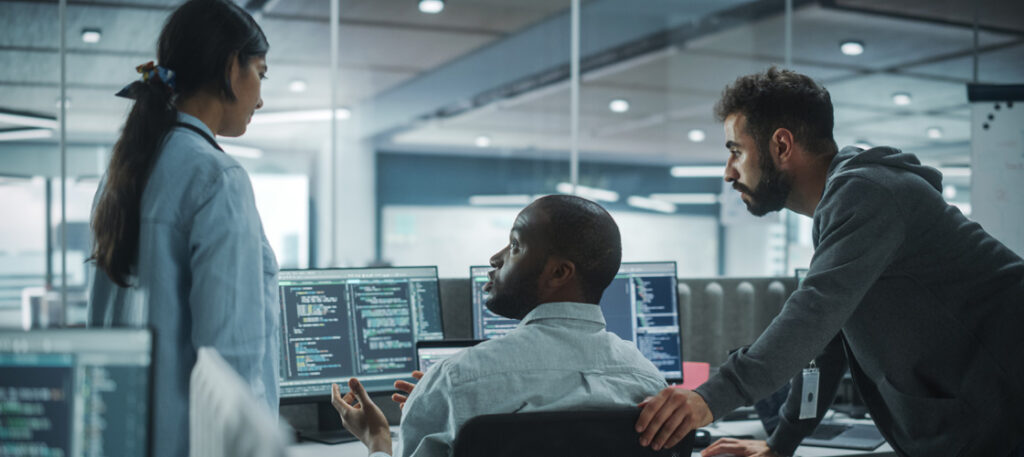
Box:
[799,366,820,420]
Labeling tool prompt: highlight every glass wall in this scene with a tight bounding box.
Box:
[1,0,1019,328]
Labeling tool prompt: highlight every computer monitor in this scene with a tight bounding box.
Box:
[795,268,809,285]
[470,265,519,339]
[471,262,683,382]
[416,339,483,373]
[598,261,682,382]
[0,328,153,456]
[277,266,445,401]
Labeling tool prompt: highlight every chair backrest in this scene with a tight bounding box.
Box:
[189,347,288,457]
[452,408,695,457]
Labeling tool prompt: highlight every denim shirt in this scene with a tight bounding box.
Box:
[88,112,280,457]
[398,302,667,457]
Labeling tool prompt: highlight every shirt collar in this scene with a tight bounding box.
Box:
[176,111,215,139]
[519,302,606,327]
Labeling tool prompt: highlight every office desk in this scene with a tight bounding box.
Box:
[287,421,896,457]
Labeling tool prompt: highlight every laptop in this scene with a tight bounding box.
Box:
[754,383,886,451]
[801,422,887,450]
[416,339,484,373]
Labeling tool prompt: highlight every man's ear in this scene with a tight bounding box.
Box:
[772,127,795,165]
[544,257,576,290]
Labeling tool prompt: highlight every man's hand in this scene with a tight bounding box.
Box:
[391,370,424,409]
[701,438,781,457]
[635,387,714,451]
[331,378,392,455]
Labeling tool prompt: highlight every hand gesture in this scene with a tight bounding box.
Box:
[391,370,424,409]
[331,378,392,455]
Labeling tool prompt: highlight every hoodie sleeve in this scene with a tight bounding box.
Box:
[697,175,905,421]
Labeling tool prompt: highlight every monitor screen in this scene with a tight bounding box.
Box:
[0,328,153,457]
[598,261,682,381]
[471,262,683,381]
[277,266,445,400]
[470,265,519,339]
[415,340,483,373]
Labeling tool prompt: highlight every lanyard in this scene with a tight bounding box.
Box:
[175,122,223,152]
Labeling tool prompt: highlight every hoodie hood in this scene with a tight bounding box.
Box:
[828,145,944,192]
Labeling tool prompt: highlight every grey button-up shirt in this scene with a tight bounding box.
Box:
[398,301,667,457]
[88,112,280,457]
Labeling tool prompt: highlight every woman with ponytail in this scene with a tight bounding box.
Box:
[88,0,278,454]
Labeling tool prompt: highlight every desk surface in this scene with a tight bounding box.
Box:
[287,420,896,457]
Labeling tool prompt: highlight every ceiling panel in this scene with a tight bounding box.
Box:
[901,42,1024,84]
[686,4,1017,71]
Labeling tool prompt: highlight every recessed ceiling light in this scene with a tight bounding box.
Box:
[942,185,957,199]
[687,128,706,143]
[892,92,912,106]
[609,99,630,113]
[419,0,444,14]
[54,97,72,111]
[81,28,101,44]
[475,135,491,148]
[853,140,873,149]
[839,40,864,56]
[926,126,943,139]
[288,79,307,93]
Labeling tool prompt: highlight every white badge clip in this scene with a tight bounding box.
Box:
[799,361,820,420]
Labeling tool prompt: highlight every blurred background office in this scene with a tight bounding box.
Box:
[0,0,1021,329]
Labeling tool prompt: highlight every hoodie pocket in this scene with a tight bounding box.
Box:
[875,375,971,456]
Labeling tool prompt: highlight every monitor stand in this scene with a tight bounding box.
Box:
[297,401,360,444]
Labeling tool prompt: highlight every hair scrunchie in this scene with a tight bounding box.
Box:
[115,61,177,99]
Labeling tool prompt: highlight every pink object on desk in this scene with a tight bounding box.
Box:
[674,361,710,390]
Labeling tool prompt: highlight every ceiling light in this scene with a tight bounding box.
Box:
[0,128,53,142]
[468,195,531,206]
[288,79,307,93]
[649,193,719,205]
[608,99,630,113]
[419,0,444,14]
[627,196,676,213]
[0,110,59,129]
[687,128,706,143]
[942,185,957,199]
[839,40,864,56]
[669,165,724,178]
[250,108,351,124]
[81,28,101,44]
[892,92,912,106]
[926,126,943,139]
[474,135,491,148]
[853,140,873,150]
[555,182,619,203]
[220,143,263,159]
[55,97,71,111]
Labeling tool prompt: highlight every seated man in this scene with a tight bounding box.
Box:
[331,194,667,457]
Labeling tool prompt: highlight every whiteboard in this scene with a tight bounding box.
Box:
[969,86,1024,257]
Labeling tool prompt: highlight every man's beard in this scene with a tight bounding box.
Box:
[735,144,792,216]
[484,265,543,320]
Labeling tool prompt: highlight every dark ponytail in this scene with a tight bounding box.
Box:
[91,0,268,287]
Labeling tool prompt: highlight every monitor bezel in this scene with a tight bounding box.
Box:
[276,265,444,404]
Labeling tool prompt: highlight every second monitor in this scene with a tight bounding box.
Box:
[471,261,683,381]
[277,266,445,400]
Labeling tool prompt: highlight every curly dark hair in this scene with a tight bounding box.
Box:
[714,66,838,158]
[534,195,622,304]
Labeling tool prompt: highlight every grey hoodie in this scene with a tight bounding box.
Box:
[696,146,1024,456]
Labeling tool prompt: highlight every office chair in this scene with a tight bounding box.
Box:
[452,408,696,457]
